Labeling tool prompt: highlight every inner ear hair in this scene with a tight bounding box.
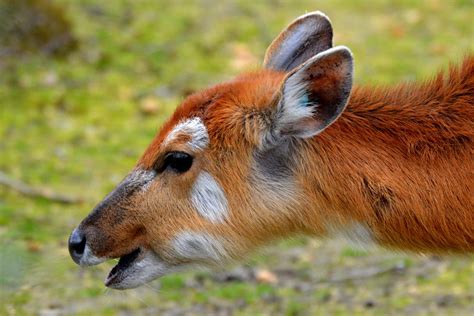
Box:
[263,11,333,72]
[273,46,354,139]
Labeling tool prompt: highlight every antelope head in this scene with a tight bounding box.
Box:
[68,11,353,289]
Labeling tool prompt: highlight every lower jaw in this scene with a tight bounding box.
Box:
[104,248,141,288]
[104,269,124,288]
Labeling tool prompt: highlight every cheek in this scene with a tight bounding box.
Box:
[135,184,207,245]
[169,231,228,264]
[138,170,230,254]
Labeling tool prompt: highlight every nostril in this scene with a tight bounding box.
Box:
[68,228,86,264]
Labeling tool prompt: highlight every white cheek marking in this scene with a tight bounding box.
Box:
[191,172,229,223]
[327,222,374,248]
[172,231,228,264]
[164,117,209,151]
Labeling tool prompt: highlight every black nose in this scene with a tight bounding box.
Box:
[68,228,86,264]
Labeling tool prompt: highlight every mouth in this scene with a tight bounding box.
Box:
[102,248,171,290]
[105,248,142,288]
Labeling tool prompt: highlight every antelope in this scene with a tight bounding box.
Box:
[68,12,474,290]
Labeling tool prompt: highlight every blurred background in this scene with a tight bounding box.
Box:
[0,0,473,315]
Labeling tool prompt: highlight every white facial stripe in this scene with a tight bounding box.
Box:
[164,117,209,151]
[191,171,229,223]
[172,231,228,264]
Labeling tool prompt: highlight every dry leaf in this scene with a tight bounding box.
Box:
[140,96,160,115]
[255,269,278,284]
[27,241,42,253]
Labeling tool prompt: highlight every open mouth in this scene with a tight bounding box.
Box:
[105,248,141,288]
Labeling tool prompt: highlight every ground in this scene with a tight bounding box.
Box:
[0,0,473,315]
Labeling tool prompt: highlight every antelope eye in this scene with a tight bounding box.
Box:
[159,151,193,174]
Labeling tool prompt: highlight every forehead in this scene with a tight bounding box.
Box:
[139,70,284,168]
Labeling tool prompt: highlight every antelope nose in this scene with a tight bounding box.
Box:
[68,228,86,264]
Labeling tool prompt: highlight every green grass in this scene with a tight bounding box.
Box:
[1,0,473,315]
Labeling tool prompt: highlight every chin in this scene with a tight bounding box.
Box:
[104,249,171,290]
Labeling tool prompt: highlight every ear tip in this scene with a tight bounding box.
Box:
[330,46,354,61]
[311,46,354,60]
[293,11,333,34]
[297,11,332,24]
[264,11,334,71]
[301,46,354,74]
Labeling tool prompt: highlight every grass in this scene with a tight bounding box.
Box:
[1,0,473,315]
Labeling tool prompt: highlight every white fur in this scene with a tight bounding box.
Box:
[191,171,229,223]
[105,251,170,289]
[164,117,209,151]
[251,167,300,212]
[171,231,228,264]
[105,233,228,289]
[79,245,106,266]
[327,222,374,248]
[278,71,315,137]
[275,46,353,139]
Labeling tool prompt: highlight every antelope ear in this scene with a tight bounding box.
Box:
[263,11,333,72]
[273,46,353,139]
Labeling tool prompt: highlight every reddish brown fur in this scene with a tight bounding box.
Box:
[69,13,473,291]
[140,71,284,167]
[138,56,474,253]
[76,56,473,272]
[300,56,474,252]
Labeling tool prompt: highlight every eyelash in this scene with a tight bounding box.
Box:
[155,151,194,174]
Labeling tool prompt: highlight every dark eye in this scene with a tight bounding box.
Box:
[158,151,193,174]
